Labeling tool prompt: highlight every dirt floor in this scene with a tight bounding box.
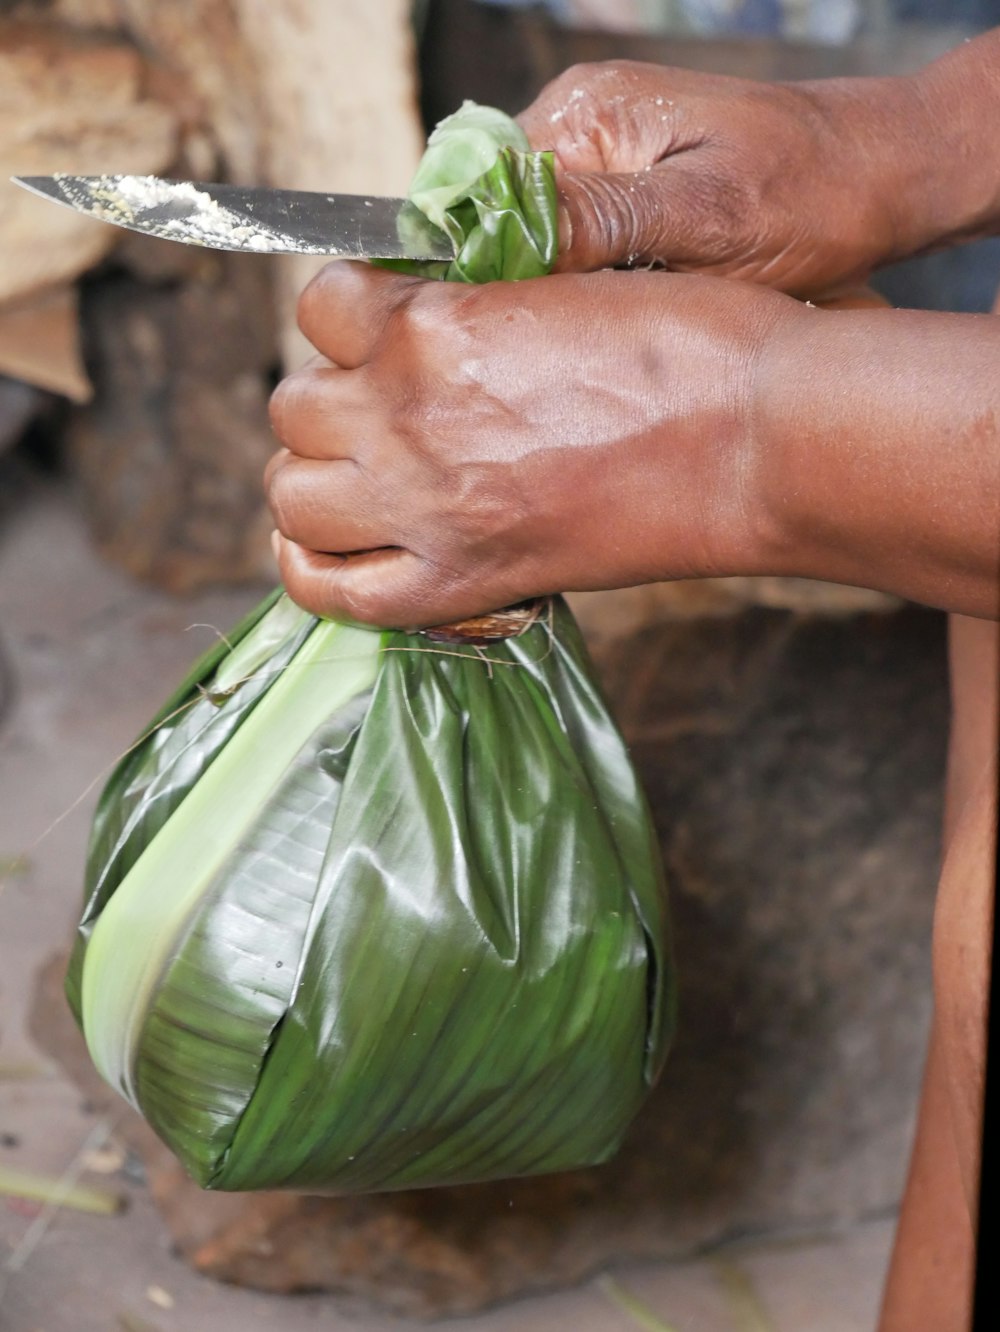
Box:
[0,463,895,1332]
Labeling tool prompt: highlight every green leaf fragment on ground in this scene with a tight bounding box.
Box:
[0,1165,122,1215]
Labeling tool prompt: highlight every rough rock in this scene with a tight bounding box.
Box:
[67,254,278,591]
[32,604,947,1318]
[0,20,178,307]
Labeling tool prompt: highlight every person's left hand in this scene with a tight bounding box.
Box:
[266,259,796,629]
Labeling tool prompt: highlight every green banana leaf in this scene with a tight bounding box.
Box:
[378,101,557,283]
[70,103,676,1194]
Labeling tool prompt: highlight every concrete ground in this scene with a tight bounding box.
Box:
[0,464,894,1332]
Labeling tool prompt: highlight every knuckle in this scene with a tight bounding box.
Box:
[553,61,591,93]
[381,282,442,355]
[585,59,630,86]
[264,458,298,531]
[296,263,335,339]
[283,570,327,621]
[296,261,378,360]
[523,63,630,138]
[268,372,308,443]
[559,60,607,92]
[268,377,292,439]
[537,64,583,104]
[563,60,641,100]
[262,448,288,495]
[269,366,333,452]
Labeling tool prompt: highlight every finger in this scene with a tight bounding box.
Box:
[266,454,390,554]
[275,534,439,630]
[269,361,380,461]
[275,533,521,631]
[554,164,729,273]
[296,260,424,367]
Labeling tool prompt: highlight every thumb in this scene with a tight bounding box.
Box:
[554,166,720,273]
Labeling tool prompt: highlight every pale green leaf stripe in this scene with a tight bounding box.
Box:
[209,593,311,695]
[81,618,382,1106]
[135,689,372,1185]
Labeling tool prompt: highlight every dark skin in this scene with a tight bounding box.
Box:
[268,28,1000,1331]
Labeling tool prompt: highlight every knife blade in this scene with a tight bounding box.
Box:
[10,174,453,261]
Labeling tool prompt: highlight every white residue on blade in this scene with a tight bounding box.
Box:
[115,175,219,215]
[157,216,277,250]
[60,173,303,253]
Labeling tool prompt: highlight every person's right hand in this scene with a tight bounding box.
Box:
[516,56,967,297]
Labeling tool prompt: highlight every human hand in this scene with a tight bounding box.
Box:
[516,54,986,296]
[266,260,794,629]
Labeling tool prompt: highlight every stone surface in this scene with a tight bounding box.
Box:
[30,601,947,1317]
[0,20,177,307]
[67,254,278,591]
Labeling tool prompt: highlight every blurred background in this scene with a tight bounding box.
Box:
[1,3,997,1330]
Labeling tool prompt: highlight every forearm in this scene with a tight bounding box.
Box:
[835,28,1000,266]
[750,307,1000,617]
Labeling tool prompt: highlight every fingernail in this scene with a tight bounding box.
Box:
[270,529,281,561]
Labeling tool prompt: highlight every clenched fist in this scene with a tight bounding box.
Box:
[519,56,1000,296]
[266,260,792,629]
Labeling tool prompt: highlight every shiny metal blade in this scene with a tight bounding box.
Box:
[10,174,453,260]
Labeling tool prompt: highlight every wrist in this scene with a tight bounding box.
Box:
[749,302,1000,616]
[796,29,1000,276]
[860,30,1000,264]
[897,31,1000,256]
[672,284,805,584]
[741,302,814,581]
[748,301,907,591]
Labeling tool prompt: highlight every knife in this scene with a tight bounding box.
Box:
[10,174,453,261]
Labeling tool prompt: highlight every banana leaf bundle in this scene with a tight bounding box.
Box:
[68,105,676,1194]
